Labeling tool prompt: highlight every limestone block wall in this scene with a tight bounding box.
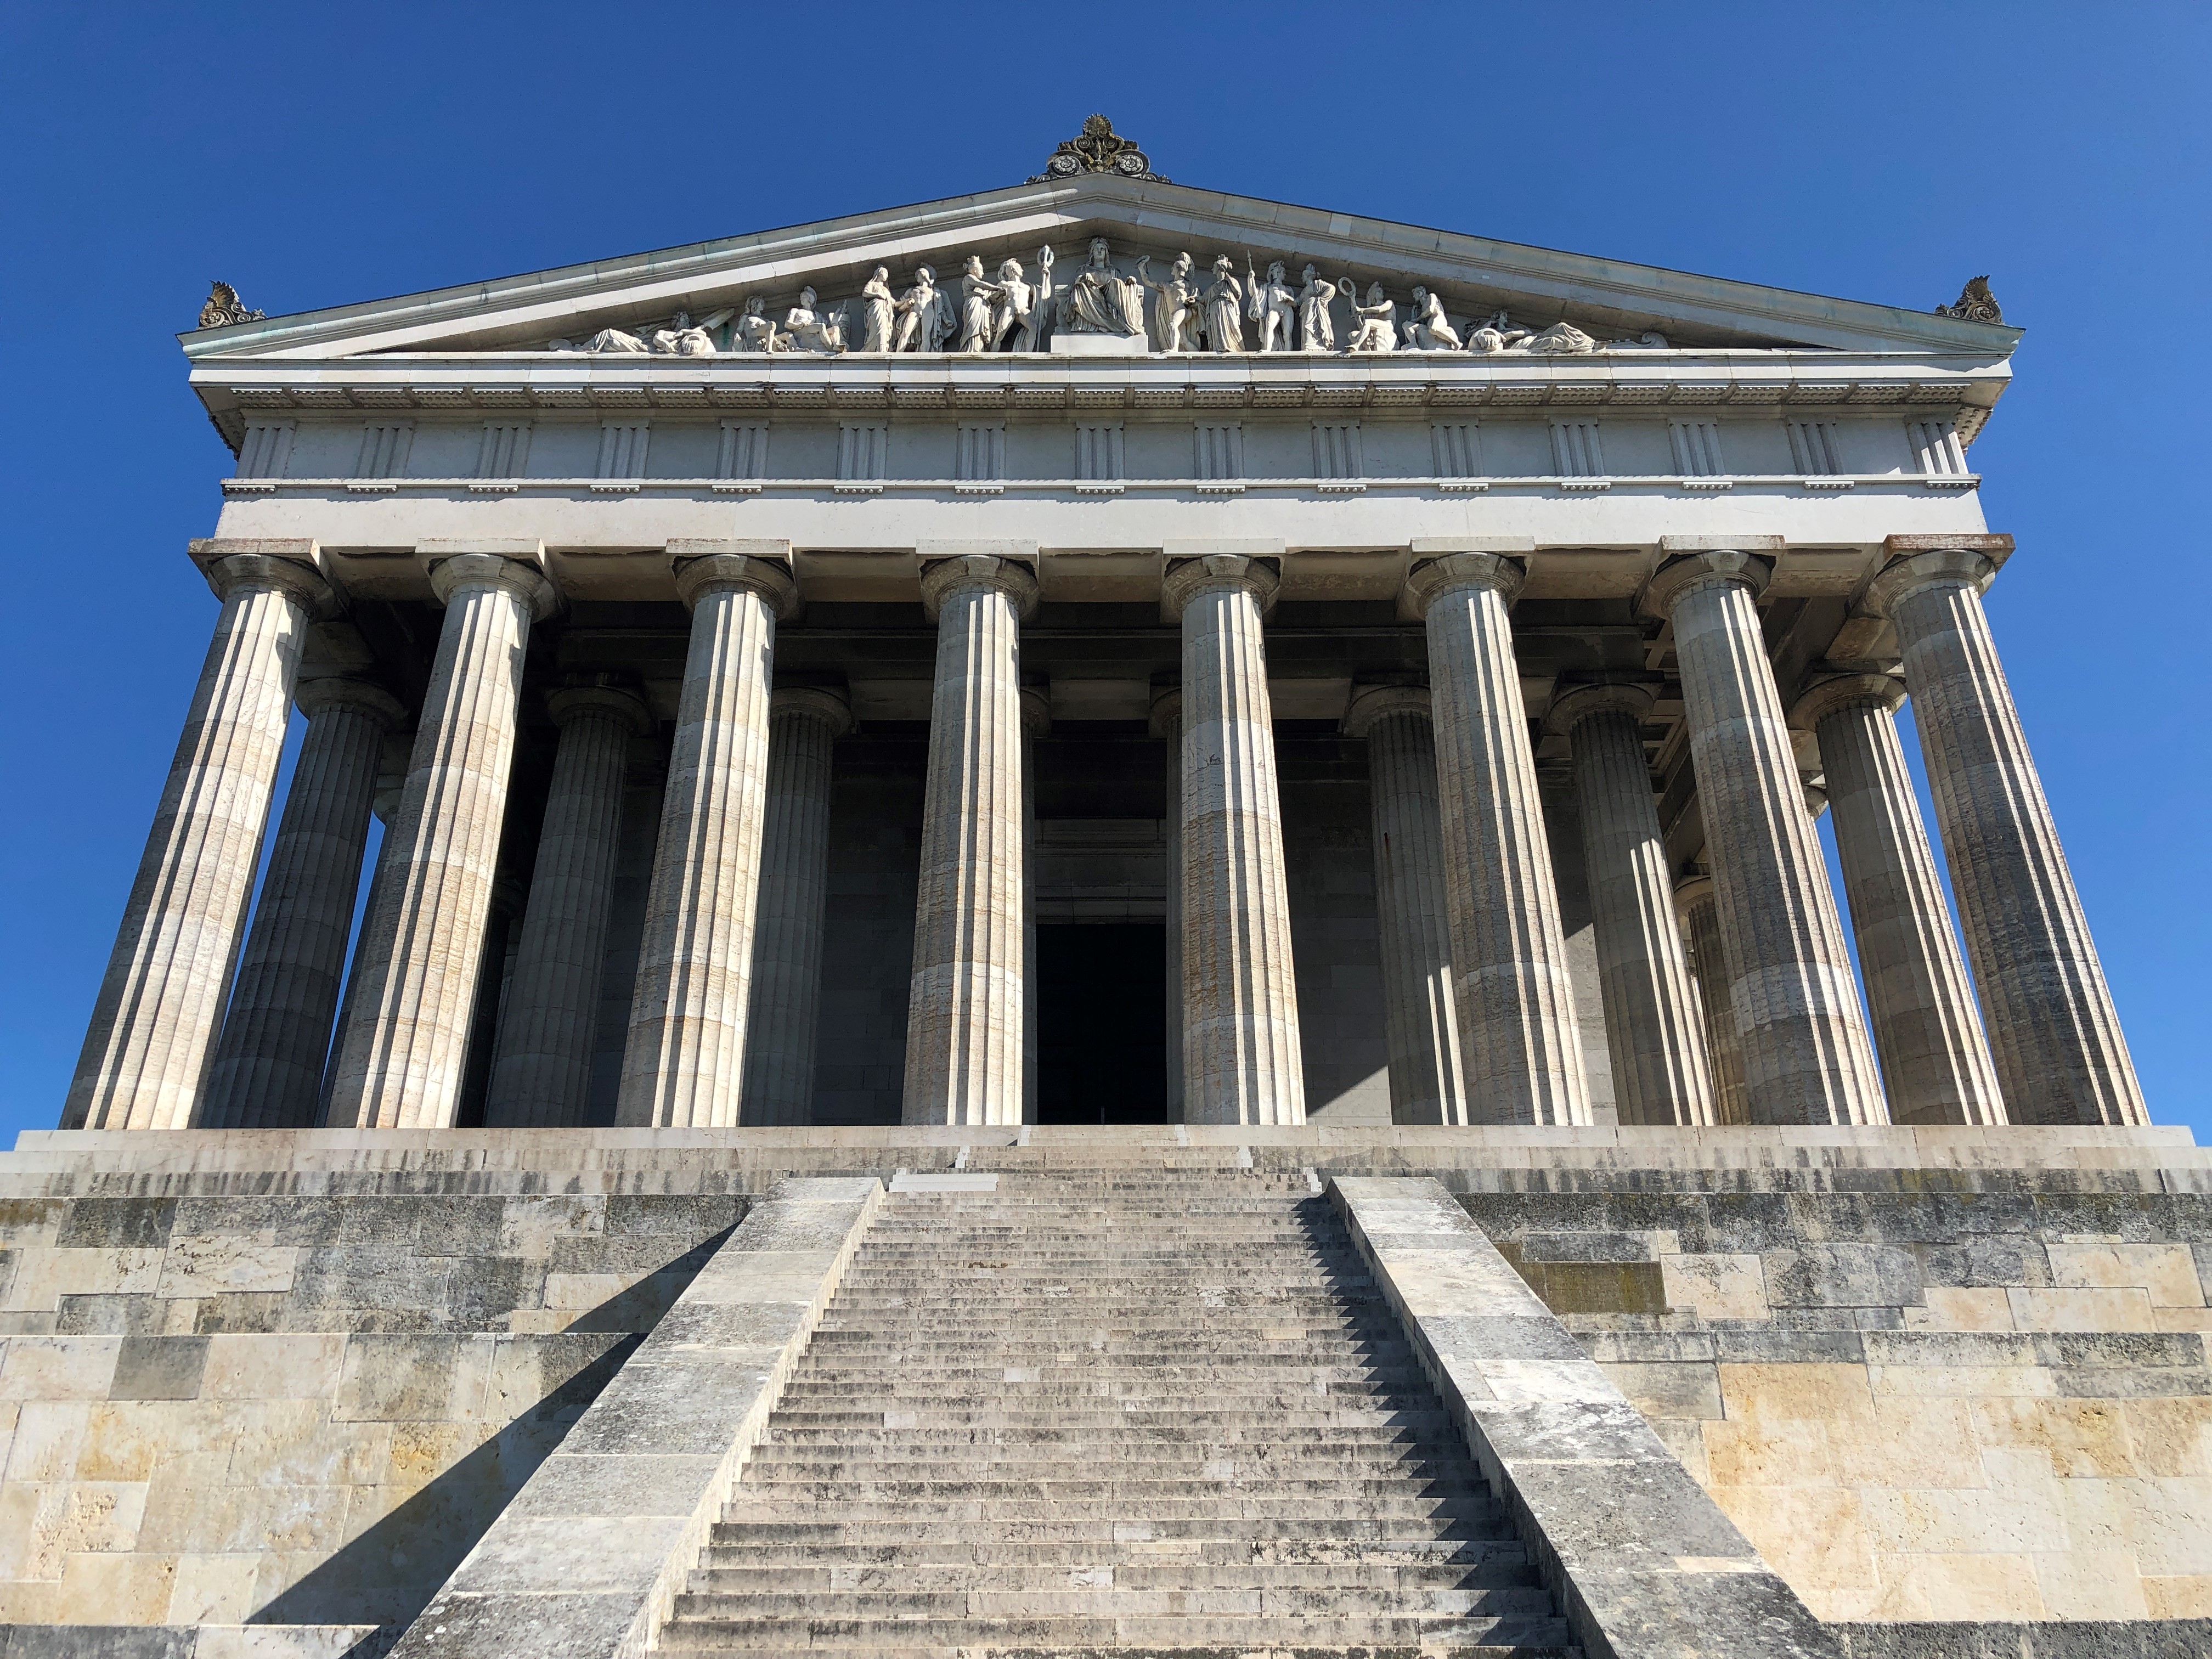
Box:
[0,1179,744,1633]
[1456,1172,2212,1624]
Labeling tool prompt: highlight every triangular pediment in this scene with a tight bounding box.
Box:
[180,174,2019,365]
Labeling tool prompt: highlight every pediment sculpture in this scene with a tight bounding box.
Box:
[535,238,1674,359]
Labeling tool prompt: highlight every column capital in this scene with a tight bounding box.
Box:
[1790,672,1906,732]
[674,551,799,618]
[1672,871,1716,911]
[1864,548,1997,617]
[1341,684,1432,737]
[919,554,1040,622]
[546,682,654,735]
[1643,548,1773,618]
[295,676,407,730]
[1404,552,1523,617]
[1544,679,1656,738]
[1161,552,1279,617]
[421,541,560,621]
[770,685,855,738]
[1147,686,1182,740]
[1020,686,1052,739]
[190,539,343,620]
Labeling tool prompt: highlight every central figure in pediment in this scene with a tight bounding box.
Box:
[1058,237,1146,336]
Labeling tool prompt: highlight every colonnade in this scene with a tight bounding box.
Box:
[65,535,2147,1134]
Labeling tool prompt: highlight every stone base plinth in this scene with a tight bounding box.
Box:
[1050,331,1149,356]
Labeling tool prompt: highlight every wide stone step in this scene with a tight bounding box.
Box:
[764,1421,1447,1446]
[749,1443,1470,1469]
[697,1538,1533,1570]
[653,1611,1577,1650]
[709,1519,1519,1548]
[720,1496,1497,1523]
[668,1585,1560,1620]
[765,1408,1457,1431]
[685,1559,1541,1593]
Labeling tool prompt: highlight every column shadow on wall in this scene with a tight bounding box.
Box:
[247,1227,735,1649]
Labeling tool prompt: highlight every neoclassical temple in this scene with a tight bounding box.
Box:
[65,121,2142,1141]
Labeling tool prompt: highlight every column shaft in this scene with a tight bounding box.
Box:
[902,556,1035,1126]
[1871,550,2146,1125]
[485,686,651,1126]
[1650,550,1886,1124]
[1170,556,1305,1126]
[1553,686,1717,1126]
[1347,691,1467,1125]
[67,550,332,1131]
[326,550,554,1128]
[1150,691,1185,1120]
[201,679,403,1128]
[1409,553,1590,1125]
[617,551,794,1127]
[1675,876,1750,1125]
[738,689,850,1125]
[1797,676,2006,1125]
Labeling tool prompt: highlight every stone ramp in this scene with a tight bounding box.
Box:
[657,1161,1580,1657]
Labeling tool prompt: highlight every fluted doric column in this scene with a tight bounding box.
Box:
[1673,874,1750,1124]
[1548,682,1717,1126]
[1166,552,1305,1125]
[618,544,797,1127]
[327,542,558,1128]
[1791,674,2006,1126]
[67,542,340,1130]
[902,554,1037,1126]
[484,683,654,1127]
[1344,686,1466,1125]
[201,677,406,1128]
[1867,545,2146,1125]
[738,687,853,1126]
[1407,548,1590,1126]
[1646,546,1886,1125]
[1020,687,1049,1125]
[1150,689,1185,1119]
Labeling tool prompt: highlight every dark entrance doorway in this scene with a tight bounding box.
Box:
[1036,923,1168,1124]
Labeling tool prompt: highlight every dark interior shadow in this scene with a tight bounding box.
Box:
[249,1224,735,1649]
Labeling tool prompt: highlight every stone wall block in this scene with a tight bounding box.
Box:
[67,560,331,1131]
[1412,559,1590,1125]
[328,556,552,1128]
[618,561,791,1127]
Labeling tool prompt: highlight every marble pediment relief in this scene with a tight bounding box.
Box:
[183,167,2022,365]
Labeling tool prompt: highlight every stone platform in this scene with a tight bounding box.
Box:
[2,1125,2208,1654]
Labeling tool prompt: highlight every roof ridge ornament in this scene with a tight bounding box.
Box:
[198,281,264,330]
[1936,275,2003,325]
[1029,114,1167,184]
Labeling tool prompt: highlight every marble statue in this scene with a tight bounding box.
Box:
[1137,253,1198,354]
[1465,310,1528,353]
[991,252,1050,352]
[1245,259,1299,352]
[1197,257,1244,354]
[1058,238,1145,336]
[1519,320,1599,354]
[647,309,732,356]
[580,326,649,353]
[1296,266,1338,354]
[958,257,1001,354]
[735,296,784,353]
[1347,283,1397,353]
[1611,330,1669,350]
[1407,288,1461,352]
[783,288,845,354]
[894,267,954,352]
[859,268,897,353]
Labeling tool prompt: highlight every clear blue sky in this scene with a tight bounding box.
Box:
[2,3,2204,1144]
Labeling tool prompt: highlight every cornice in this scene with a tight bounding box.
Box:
[181,174,2024,363]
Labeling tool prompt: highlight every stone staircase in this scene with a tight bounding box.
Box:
[657,1156,1579,1657]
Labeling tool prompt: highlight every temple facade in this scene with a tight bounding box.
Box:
[13,123,2203,1659]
